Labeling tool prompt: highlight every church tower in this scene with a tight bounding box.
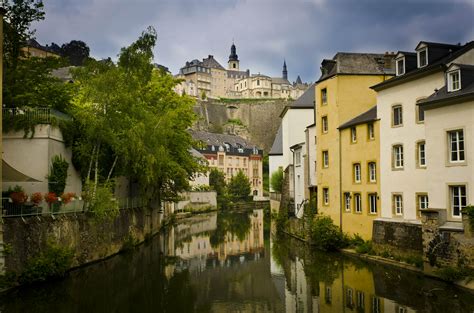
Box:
[282,60,288,80]
[228,42,240,71]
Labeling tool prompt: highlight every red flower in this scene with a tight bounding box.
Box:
[61,192,76,204]
[44,192,58,204]
[10,192,27,204]
[31,192,43,205]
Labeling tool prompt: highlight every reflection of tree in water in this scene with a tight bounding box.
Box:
[162,269,197,313]
[210,211,251,248]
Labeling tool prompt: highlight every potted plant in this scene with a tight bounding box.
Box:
[61,192,76,205]
[10,191,27,204]
[31,192,43,205]
[44,192,58,212]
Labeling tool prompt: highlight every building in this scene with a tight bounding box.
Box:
[338,106,380,240]
[190,130,264,197]
[372,41,473,223]
[20,39,60,58]
[315,52,395,227]
[268,125,283,193]
[418,63,474,224]
[304,123,317,204]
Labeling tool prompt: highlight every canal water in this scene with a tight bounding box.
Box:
[1,209,473,313]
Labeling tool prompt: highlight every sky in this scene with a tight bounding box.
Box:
[33,0,474,83]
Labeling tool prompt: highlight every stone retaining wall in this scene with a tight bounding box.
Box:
[3,207,162,274]
[372,219,423,256]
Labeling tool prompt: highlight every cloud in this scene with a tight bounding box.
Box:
[33,0,473,82]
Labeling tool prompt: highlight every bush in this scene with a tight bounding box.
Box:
[435,266,474,282]
[19,242,73,284]
[355,241,374,255]
[48,155,69,196]
[227,170,251,202]
[310,215,348,251]
[270,168,284,193]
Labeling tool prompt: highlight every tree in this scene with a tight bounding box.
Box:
[61,40,90,66]
[209,168,226,196]
[270,168,284,193]
[227,170,251,201]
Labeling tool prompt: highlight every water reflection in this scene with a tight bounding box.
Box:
[0,210,473,313]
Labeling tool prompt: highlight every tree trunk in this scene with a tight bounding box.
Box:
[93,142,101,200]
[106,155,118,183]
[86,144,96,183]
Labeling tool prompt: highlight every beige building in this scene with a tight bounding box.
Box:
[20,39,60,58]
[191,130,264,197]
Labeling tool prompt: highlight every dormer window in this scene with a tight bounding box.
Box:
[417,48,428,68]
[396,58,405,76]
[447,70,461,92]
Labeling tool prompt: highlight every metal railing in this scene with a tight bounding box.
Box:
[2,107,72,124]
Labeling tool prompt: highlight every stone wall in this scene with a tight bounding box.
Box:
[3,207,162,274]
[194,99,288,151]
[421,209,474,271]
[372,219,423,256]
[175,191,217,211]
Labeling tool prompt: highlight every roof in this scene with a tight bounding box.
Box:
[317,53,395,82]
[339,106,377,130]
[269,125,283,155]
[25,39,59,55]
[190,130,254,149]
[291,83,315,108]
[271,77,291,85]
[51,66,75,82]
[201,55,225,70]
[189,148,206,160]
[372,41,473,91]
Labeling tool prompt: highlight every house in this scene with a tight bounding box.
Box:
[304,123,317,205]
[338,106,380,240]
[372,41,473,223]
[21,39,60,58]
[315,52,395,227]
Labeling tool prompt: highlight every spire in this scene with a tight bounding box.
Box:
[296,75,302,84]
[282,59,288,80]
[229,42,238,61]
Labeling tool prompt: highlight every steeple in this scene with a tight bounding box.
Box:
[296,75,302,84]
[228,41,240,71]
[282,59,288,80]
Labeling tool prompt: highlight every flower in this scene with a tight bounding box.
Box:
[10,192,27,204]
[61,192,76,204]
[31,192,43,205]
[44,192,58,204]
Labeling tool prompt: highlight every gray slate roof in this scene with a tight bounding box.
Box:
[318,53,395,82]
[339,106,377,130]
[201,56,225,70]
[271,77,291,85]
[190,130,254,149]
[269,125,283,156]
[51,66,74,82]
[291,83,315,108]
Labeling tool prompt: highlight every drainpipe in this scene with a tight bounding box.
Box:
[0,5,6,275]
[338,129,343,231]
[290,146,295,216]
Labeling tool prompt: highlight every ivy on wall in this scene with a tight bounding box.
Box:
[48,155,69,196]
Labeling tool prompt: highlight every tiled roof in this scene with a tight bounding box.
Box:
[269,125,283,155]
[339,106,377,130]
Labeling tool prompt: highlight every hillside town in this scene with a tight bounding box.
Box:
[0,1,473,312]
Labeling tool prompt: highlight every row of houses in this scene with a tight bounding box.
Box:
[270,40,473,240]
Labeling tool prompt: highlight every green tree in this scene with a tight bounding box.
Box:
[227,170,251,201]
[209,168,226,196]
[270,168,284,193]
[48,155,69,196]
[60,40,90,66]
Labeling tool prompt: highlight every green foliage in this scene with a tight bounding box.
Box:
[355,241,374,255]
[210,211,251,247]
[461,205,474,230]
[270,168,284,193]
[48,155,69,196]
[121,232,139,252]
[227,170,251,201]
[208,123,223,134]
[61,40,90,66]
[19,242,73,284]
[209,169,226,196]
[404,255,424,268]
[226,118,244,126]
[191,184,211,192]
[84,181,119,220]
[435,266,474,283]
[310,215,348,251]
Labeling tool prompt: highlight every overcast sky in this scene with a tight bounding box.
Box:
[33,0,473,82]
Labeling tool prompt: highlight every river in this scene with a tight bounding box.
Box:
[1,209,473,312]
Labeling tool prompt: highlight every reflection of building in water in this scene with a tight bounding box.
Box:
[284,257,318,313]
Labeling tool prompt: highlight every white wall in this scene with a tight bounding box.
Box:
[306,125,317,188]
[425,101,474,220]
[281,108,314,168]
[293,144,305,217]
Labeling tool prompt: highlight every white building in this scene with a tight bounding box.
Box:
[269,125,284,193]
[419,63,474,223]
[305,123,317,200]
[373,41,473,222]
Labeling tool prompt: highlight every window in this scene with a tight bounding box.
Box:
[346,288,354,309]
[351,127,357,142]
[393,145,404,169]
[368,162,376,182]
[354,193,362,213]
[322,116,328,133]
[321,88,327,104]
[344,192,351,212]
[417,141,426,167]
[448,70,461,92]
[356,291,365,310]
[393,194,403,216]
[368,123,375,140]
[295,151,301,166]
[354,163,361,183]
[325,286,332,304]
[396,58,405,76]
[418,47,428,67]
[448,130,465,162]
[392,105,403,126]
[417,104,425,122]
[372,297,381,313]
[322,151,329,168]
[257,79,260,86]
[450,185,466,217]
[218,155,224,166]
[369,194,377,214]
[417,194,429,217]
[323,188,329,205]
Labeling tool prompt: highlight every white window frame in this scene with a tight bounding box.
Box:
[418,141,426,167]
[450,185,466,217]
[418,194,429,211]
[323,188,329,205]
[322,116,328,133]
[417,47,428,68]
[354,163,361,183]
[321,88,327,105]
[396,57,405,76]
[354,193,362,213]
[368,123,375,140]
[447,70,461,92]
[369,162,376,182]
[323,151,329,168]
[369,194,377,214]
[351,127,357,142]
[295,151,301,166]
[448,130,465,163]
[392,105,403,126]
[393,145,404,169]
[394,194,403,216]
[344,192,351,212]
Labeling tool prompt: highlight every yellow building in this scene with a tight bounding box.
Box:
[315,53,394,228]
[339,106,380,240]
[20,39,60,58]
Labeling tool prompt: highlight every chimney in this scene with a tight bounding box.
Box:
[383,51,396,70]
[208,55,213,59]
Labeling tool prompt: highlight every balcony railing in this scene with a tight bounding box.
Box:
[2,107,71,124]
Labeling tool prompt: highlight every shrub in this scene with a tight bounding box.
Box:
[310,215,348,251]
[461,205,474,229]
[270,168,284,193]
[435,266,474,282]
[19,242,73,284]
[48,155,69,196]
[355,241,374,255]
[227,170,251,202]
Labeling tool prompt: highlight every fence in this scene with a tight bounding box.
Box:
[1,197,147,218]
[2,107,72,124]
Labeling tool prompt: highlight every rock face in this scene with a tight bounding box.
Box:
[194,99,288,152]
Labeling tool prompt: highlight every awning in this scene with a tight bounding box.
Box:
[2,159,41,182]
